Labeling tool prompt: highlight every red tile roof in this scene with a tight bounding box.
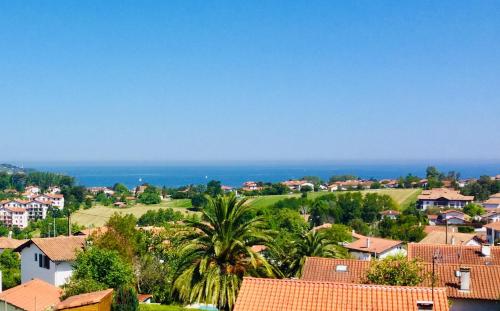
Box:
[56,289,113,310]
[302,257,500,300]
[407,243,500,265]
[0,237,27,250]
[345,234,402,255]
[484,222,500,230]
[234,277,449,311]
[418,188,474,201]
[0,279,61,311]
[16,236,86,262]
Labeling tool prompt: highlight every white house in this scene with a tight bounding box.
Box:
[417,188,474,210]
[483,193,500,209]
[15,236,86,286]
[345,233,406,260]
[0,203,29,228]
[35,194,65,209]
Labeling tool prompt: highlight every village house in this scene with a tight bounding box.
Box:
[407,243,500,265]
[344,232,405,260]
[15,236,86,286]
[23,186,40,196]
[417,188,474,210]
[301,257,500,311]
[328,180,372,191]
[419,231,481,246]
[0,278,62,311]
[233,276,449,311]
[87,187,115,196]
[281,180,315,191]
[483,193,500,209]
[0,202,29,228]
[437,210,469,225]
[484,222,500,245]
[0,237,27,253]
[482,210,500,223]
[241,181,261,192]
[379,209,400,220]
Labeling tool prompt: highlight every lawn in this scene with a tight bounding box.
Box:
[72,199,193,227]
[246,188,420,210]
[139,304,189,311]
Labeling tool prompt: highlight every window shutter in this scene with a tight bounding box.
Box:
[34,253,37,262]
[38,254,42,267]
[44,255,50,269]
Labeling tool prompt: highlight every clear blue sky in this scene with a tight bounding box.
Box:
[1,1,499,163]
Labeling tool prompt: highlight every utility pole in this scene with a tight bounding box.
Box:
[67,211,71,236]
[445,218,448,244]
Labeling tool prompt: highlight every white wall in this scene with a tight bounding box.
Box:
[379,246,406,259]
[20,243,75,286]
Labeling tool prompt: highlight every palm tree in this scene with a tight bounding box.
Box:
[174,193,275,311]
[289,229,343,277]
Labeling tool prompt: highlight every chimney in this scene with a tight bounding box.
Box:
[481,244,491,257]
[366,238,371,248]
[416,301,433,311]
[459,267,471,291]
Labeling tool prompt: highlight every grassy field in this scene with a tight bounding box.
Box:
[246,188,420,210]
[73,189,420,227]
[72,199,192,227]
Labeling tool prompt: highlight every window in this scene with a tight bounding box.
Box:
[38,254,42,267]
[336,265,348,272]
[43,255,50,269]
[34,253,37,262]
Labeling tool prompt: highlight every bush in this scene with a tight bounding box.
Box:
[62,278,106,299]
[112,286,139,311]
[457,226,474,233]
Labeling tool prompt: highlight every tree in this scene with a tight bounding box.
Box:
[138,186,161,205]
[62,278,106,299]
[289,230,344,277]
[463,203,485,217]
[0,250,20,289]
[365,254,426,286]
[205,180,222,197]
[93,213,140,262]
[112,286,139,311]
[174,193,275,311]
[190,193,207,210]
[71,247,134,289]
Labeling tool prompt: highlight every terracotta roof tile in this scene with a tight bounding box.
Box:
[16,236,86,262]
[0,279,61,311]
[234,277,449,311]
[56,289,113,309]
[417,188,474,201]
[419,231,478,245]
[484,222,500,230]
[345,234,402,254]
[408,243,500,265]
[302,257,500,300]
[0,237,27,249]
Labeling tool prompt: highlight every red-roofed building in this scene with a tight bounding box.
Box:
[418,188,474,210]
[234,277,449,311]
[345,233,405,260]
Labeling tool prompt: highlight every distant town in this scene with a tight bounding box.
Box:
[0,164,499,310]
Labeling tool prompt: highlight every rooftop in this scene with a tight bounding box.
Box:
[419,231,478,245]
[345,234,402,254]
[234,277,449,311]
[0,237,27,249]
[407,243,500,265]
[417,188,474,201]
[56,289,113,310]
[0,279,61,311]
[15,236,86,262]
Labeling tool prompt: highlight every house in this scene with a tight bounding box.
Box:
[328,180,372,191]
[87,187,115,196]
[419,231,481,246]
[15,236,86,286]
[483,193,500,209]
[417,188,474,210]
[233,277,449,311]
[281,180,315,191]
[407,243,500,265]
[48,186,61,194]
[380,209,400,220]
[301,257,500,311]
[380,179,399,188]
[0,237,27,253]
[23,186,40,196]
[56,289,113,311]
[221,185,233,192]
[344,234,405,260]
[0,278,62,311]
[137,294,153,304]
[438,210,469,225]
[241,181,261,192]
[484,222,500,245]
[482,210,500,223]
[34,194,65,209]
[0,203,29,228]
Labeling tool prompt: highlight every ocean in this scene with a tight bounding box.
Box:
[29,161,500,189]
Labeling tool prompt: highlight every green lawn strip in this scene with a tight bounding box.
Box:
[139,304,189,311]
